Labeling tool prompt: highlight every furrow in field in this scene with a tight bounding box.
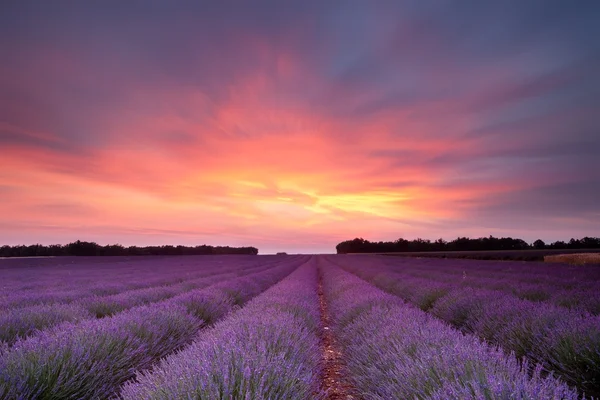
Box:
[317,266,355,400]
[331,255,600,397]
[319,258,580,399]
[0,258,302,400]
[119,257,323,400]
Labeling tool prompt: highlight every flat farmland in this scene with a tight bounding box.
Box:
[378,248,600,262]
[1,255,598,399]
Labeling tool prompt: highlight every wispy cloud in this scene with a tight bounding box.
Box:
[1,1,599,251]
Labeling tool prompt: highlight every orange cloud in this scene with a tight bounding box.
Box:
[2,7,598,252]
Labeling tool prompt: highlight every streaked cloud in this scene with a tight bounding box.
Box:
[1,1,599,252]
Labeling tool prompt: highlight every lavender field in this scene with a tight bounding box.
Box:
[0,255,597,399]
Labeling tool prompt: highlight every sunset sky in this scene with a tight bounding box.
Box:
[1,1,599,253]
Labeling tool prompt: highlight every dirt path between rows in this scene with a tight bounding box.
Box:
[317,270,356,400]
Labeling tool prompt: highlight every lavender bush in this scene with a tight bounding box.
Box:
[0,260,299,399]
[376,255,600,314]
[0,255,291,310]
[332,255,600,396]
[0,303,200,399]
[320,259,581,399]
[0,258,296,345]
[0,303,92,345]
[120,260,323,400]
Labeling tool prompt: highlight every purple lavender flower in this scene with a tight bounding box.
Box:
[0,258,301,399]
[120,260,323,400]
[330,254,600,397]
[320,259,581,399]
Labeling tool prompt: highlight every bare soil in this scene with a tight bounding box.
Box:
[317,272,356,400]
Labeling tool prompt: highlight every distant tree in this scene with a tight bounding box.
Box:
[66,240,100,256]
[0,241,259,258]
[335,236,600,254]
[433,238,447,251]
[580,237,600,248]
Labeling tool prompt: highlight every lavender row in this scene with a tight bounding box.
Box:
[120,258,323,399]
[0,256,309,347]
[319,259,580,399]
[401,265,600,314]
[333,256,600,396]
[0,260,283,345]
[0,260,217,308]
[380,255,600,295]
[0,256,233,292]
[2,255,303,311]
[0,260,300,399]
[380,255,600,284]
[0,254,289,283]
[359,263,600,315]
[379,256,600,313]
[0,254,294,301]
[340,255,600,315]
[71,257,287,318]
[0,256,289,309]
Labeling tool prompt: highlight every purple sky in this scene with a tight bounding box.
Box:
[1,1,599,253]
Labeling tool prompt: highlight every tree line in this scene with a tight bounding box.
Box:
[336,236,600,254]
[0,240,259,257]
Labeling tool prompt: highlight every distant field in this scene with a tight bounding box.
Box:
[376,248,600,262]
[1,254,598,398]
[545,252,600,265]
